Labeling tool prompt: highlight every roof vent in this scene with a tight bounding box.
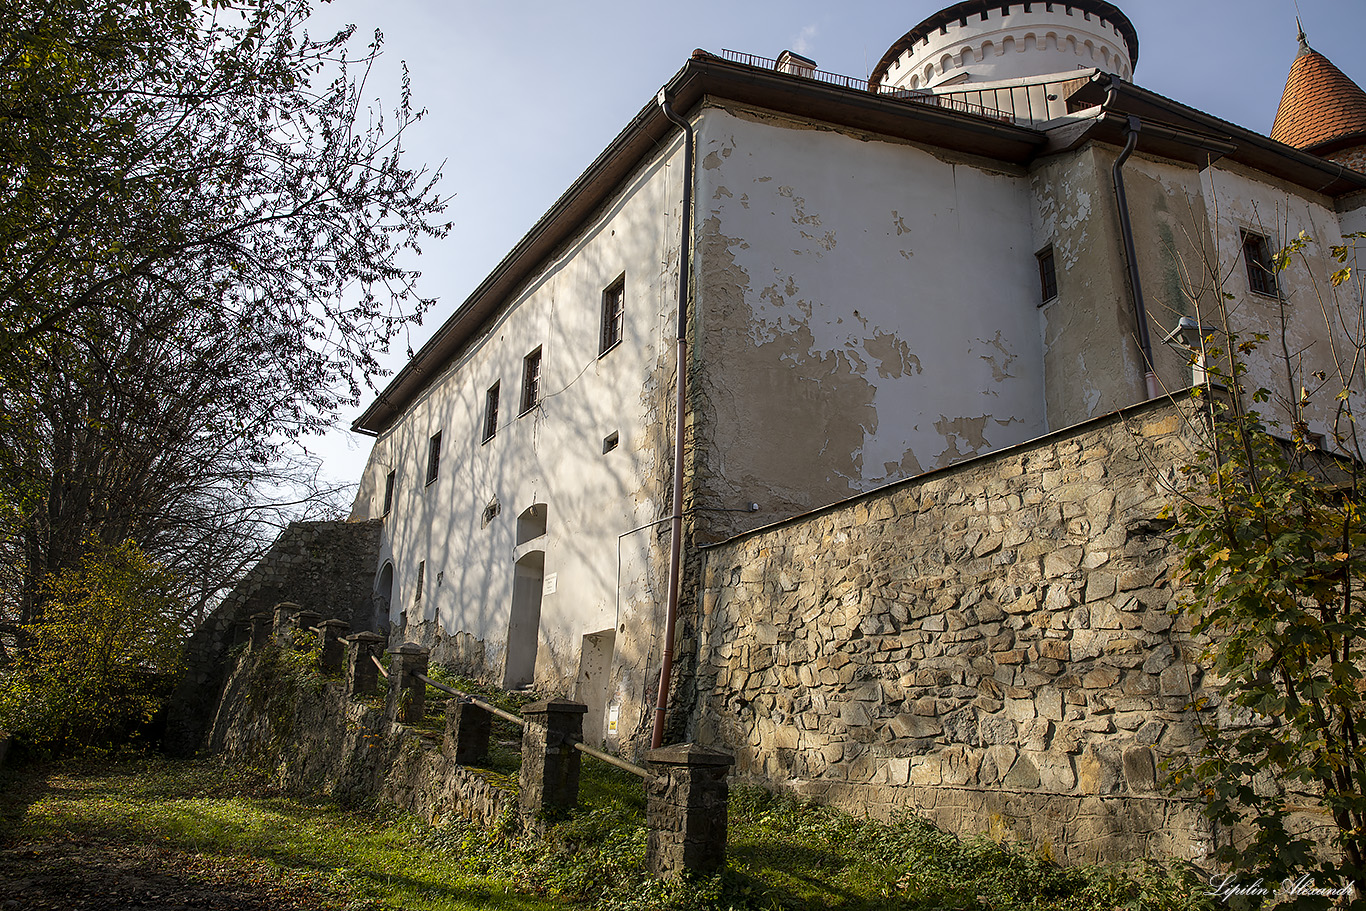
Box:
[775,50,817,78]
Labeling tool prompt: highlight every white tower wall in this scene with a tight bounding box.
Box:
[880,3,1133,93]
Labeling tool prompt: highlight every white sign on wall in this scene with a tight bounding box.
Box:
[543,573,557,595]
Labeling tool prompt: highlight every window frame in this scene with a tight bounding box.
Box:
[1036,245,1058,306]
[520,347,542,416]
[1241,229,1279,297]
[414,561,425,604]
[382,469,396,516]
[600,274,625,356]
[425,431,442,486]
[483,381,500,443]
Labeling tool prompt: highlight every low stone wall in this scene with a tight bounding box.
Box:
[210,648,508,829]
[209,641,735,878]
[165,519,383,757]
[689,398,1217,864]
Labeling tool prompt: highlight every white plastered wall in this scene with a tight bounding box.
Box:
[349,137,689,735]
[1197,164,1366,443]
[690,104,1049,533]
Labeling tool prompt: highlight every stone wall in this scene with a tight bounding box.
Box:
[210,648,509,828]
[688,397,1217,864]
[164,519,384,757]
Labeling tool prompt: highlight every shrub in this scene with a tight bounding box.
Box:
[0,539,184,753]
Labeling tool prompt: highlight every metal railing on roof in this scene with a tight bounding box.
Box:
[715,48,1016,125]
[929,71,1098,127]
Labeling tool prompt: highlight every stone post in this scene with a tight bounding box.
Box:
[384,644,430,724]
[272,602,301,644]
[319,620,350,675]
[293,609,323,647]
[232,619,251,650]
[645,744,734,878]
[344,631,387,697]
[249,613,273,651]
[519,697,587,821]
[444,700,491,765]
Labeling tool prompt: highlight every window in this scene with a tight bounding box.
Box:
[414,561,425,604]
[1242,230,1278,296]
[520,347,542,415]
[382,470,395,515]
[602,431,619,454]
[426,431,442,485]
[482,497,500,528]
[483,382,500,442]
[600,276,625,355]
[1037,246,1057,305]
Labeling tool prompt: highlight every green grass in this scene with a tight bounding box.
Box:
[0,757,556,911]
[0,756,1217,911]
[720,788,1218,911]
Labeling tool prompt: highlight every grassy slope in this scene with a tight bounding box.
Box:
[0,758,555,911]
[0,756,1218,911]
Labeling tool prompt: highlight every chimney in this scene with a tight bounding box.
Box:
[775,50,817,78]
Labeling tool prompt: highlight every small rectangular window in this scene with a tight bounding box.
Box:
[1037,246,1057,305]
[603,431,619,454]
[426,431,442,485]
[382,470,395,516]
[1242,230,1278,296]
[520,348,542,415]
[483,382,500,442]
[600,276,625,355]
[414,561,425,604]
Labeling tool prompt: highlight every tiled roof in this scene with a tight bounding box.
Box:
[1270,41,1366,153]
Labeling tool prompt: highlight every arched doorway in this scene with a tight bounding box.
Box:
[503,550,544,689]
[373,562,394,634]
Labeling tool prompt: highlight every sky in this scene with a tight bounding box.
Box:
[302,0,1366,494]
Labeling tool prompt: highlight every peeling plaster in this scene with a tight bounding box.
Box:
[976,330,1017,384]
[691,107,1047,508]
[864,329,922,379]
[933,414,992,466]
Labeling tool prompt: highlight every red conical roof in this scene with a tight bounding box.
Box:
[1271,34,1366,154]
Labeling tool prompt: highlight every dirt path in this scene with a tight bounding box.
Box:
[0,839,353,910]
[0,761,367,911]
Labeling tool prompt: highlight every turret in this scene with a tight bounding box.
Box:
[1270,23,1366,173]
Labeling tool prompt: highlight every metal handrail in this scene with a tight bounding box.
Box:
[573,740,652,780]
[414,673,652,779]
[416,673,525,727]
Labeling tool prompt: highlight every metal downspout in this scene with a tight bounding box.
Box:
[1108,101,1160,400]
[652,90,694,750]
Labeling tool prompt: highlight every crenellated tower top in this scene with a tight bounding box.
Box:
[871,1,1137,95]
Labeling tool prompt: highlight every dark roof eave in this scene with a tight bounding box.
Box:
[1068,75,1366,197]
[352,54,1045,435]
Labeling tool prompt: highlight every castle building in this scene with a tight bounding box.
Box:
[338,1,1366,856]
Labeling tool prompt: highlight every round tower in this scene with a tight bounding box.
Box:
[1270,25,1366,173]
[871,1,1138,96]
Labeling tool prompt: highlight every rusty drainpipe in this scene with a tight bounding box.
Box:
[652,89,694,750]
[1105,84,1160,401]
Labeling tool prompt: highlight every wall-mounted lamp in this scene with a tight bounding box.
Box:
[1161,317,1222,385]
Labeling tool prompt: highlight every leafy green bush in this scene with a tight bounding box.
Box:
[0,539,184,754]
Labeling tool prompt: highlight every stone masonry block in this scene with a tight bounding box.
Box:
[646,744,734,879]
[520,698,588,821]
